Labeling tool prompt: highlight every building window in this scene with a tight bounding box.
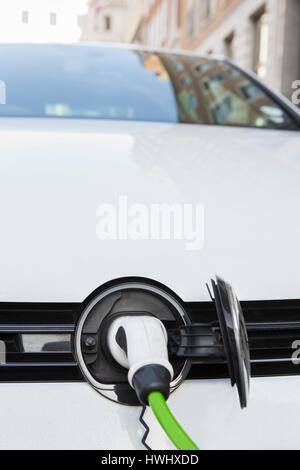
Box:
[187,0,197,38]
[50,13,57,26]
[104,16,111,31]
[22,11,29,24]
[177,0,183,28]
[224,32,234,60]
[252,7,269,79]
[94,8,100,32]
[202,0,211,21]
[240,83,262,100]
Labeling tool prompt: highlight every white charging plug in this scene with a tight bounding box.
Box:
[107,315,173,391]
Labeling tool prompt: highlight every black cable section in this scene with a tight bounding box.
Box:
[139,406,152,451]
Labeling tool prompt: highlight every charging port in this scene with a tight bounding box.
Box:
[75,280,190,406]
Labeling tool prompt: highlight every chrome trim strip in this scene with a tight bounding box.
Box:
[0,325,75,333]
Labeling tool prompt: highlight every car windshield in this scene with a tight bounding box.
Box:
[0,44,297,130]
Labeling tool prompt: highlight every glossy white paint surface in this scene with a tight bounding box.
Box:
[0,112,299,449]
[0,377,300,449]
[0,118,299,302]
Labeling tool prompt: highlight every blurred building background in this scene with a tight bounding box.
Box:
[137,0,300,100]
[0,1,298,99]
[80,0,300,99]
[79,0,128,42]
[0,0,87,43]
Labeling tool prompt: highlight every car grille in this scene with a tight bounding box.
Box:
[0,299,300,382]
[187,299,300,380]
[0,303,81,382]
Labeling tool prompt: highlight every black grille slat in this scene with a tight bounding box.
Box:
[0,366,82,382]
[250,349,294,360]
[1,362,77,367]
[5,352,74,363]
[0,303,80,325]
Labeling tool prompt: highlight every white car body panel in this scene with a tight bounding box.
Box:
[1,377,300,450]
[0,109,299,448]
[0,118,299,303]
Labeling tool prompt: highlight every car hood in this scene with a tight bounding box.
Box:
[0,118,299,302]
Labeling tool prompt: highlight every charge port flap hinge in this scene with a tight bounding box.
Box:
[168,324,225,364]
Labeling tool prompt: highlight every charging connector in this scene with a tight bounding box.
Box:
[107,315,173,405]
[107,313,198,450]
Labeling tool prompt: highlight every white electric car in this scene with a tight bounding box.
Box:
[0,43,300,450]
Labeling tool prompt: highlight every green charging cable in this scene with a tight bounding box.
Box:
[148,392,199,451]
